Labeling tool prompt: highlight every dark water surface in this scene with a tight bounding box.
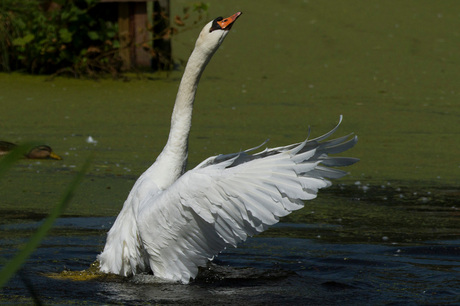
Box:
[1,199,459,305]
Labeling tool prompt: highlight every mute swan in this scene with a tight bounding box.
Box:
[98,12,358,284]
[0,141,62,160]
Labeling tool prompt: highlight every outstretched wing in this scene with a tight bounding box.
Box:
[137,118,358,283]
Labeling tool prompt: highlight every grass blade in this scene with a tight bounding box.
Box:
[0,153,93,288]
[0,142,38,177]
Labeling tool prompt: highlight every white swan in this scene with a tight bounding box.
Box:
[98,12,358,284]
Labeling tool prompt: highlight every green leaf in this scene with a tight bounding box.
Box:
[61,10,70,21]
[87,31,99,40]
[107,30,116,38]
[59,28,73,43]
[11,34,35,47]
[193,2,210,12]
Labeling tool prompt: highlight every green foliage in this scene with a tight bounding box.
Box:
[191,2,210,13]
[0,0,211,76]
[0,0,121,76]
[148,1,209,71]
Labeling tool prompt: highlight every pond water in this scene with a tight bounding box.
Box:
[1,0,460,304]
[1,184,459,304]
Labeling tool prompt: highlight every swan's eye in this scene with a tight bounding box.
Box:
[210,16,224,32]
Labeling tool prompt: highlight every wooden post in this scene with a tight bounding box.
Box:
[100,0,157,70]
[118,2,131,70]
[132,2,151,67]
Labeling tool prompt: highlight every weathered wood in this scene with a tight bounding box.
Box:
[118,2,131,69]
[132,2,151,67]
[99,0,157,69]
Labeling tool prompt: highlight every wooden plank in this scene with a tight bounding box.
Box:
[132,2,151,67]
[100,0,159,69]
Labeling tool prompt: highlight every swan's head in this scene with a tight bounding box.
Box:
[195,12,242,55]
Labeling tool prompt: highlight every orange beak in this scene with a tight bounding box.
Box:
[217,12,242,30]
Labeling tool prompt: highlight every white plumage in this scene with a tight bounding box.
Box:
[98,12,358,284]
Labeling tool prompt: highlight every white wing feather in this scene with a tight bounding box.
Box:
[136,120,358,283]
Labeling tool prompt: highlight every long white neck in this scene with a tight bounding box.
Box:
[151,46,215,188]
